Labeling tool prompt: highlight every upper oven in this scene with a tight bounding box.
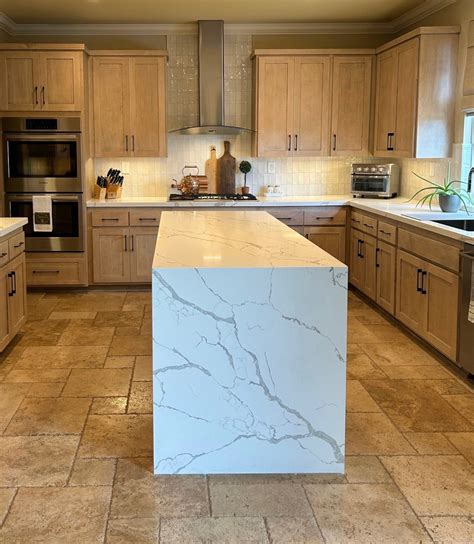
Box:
[3,117,82,193]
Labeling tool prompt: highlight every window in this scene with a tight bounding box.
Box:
[462,113,474,193]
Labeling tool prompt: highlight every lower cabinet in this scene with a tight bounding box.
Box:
[396,249,458,359]
[92,226,158,283]
[376,240,396,315]
[0,253,27,352]
[305,226,346,263]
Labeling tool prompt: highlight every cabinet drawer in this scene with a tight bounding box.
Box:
[130,209,162,227]
[398,228,460,273]
[0,241,9,268]
[8,232,25,259]
[92,209,129,227]
[267,208,304,226]
[351,211,377,235]
[26,261,84,286]
[304,207,347,226]
[377,221,397,244]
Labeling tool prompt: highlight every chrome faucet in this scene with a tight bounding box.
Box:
[468,167,474,193]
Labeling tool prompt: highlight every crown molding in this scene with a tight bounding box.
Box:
[0,0,458,37]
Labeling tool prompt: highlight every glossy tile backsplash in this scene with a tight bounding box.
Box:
[94,33,465,199]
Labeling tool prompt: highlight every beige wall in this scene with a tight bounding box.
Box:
[252,33,387,49]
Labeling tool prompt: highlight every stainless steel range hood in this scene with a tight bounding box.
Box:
[171,20,251,135]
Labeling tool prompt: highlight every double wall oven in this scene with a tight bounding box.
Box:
[3,117,84,251]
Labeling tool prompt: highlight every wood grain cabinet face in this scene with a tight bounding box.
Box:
[376,240,396,315]
[256,57,294,157]
[374,49,398,156]
[92,56,167,158]
[40,51,83,111]
[0,51,41,111]
[92,57,131,157]
[396,249,425,335]
[0,51,82,112]
[129,227,159,283]
[8,255,27,335]
[0,268,11,350]
[349,229,365,291]
[331,56,372,156]
[293,56,331,156]
[92,227,131,283]
[305,226,346,263]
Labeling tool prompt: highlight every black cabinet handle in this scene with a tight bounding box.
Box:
[130,235,134,252]
[7,273,13,297]
[379,229,391,236]
[333,134,337,151]
[131,135,135,152]
[416,269,423,292]
[32,270,59,274]
[0,252,7,258]
[363,223,374,230]
[34,86,38,105]
[14,241,24,249]
[294,134,298,151]
[12,271,16,295]
[101,218,119,222]
[360,240,365,258]
[387,132,395,151]
[124,235,128,252]
[288,135,291,152]
[125,135,129,152]
[421,271,427,295]
[376,248,380,268]
[41,86,45,105]
[139,217,157,222]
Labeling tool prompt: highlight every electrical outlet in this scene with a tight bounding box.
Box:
[268,162,276,174]
[122,161,130,174]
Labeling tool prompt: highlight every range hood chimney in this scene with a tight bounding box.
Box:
[171,20,251,135]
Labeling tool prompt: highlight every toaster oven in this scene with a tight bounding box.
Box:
[351,163,400,198]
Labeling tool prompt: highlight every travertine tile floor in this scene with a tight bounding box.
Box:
[0,289,473,543]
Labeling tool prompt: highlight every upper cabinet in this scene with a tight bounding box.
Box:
[91,53,167,158]
[331,56,372,156]
[0,46,84,112]
[253,52,371,158]
[374,28,459,158]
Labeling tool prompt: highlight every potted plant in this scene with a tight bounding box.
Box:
[239,160,252,195]
[409,163,473,213]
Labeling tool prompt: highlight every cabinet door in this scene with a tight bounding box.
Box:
[40,51,83,111]
[256,57,294,157]
[0,267,11,351]
[306,226,346,263]
[8,254,27,336]
[374,49,397,156]
[92,57,131,157]
[423,262,459,360]
[349,229,365,290]
[293,56,331,156]
[129,227,159,283]
[129,57,167,157]
[92,227,131,283]
[376,240,396,315]
[393,38,419,158]
[361,233,377,301]
[331,56,372,156]
[0,51,41,111]
[396,249,425,334]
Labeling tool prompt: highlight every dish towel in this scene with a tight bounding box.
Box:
[470,265,474,324]
[32,195,53,232]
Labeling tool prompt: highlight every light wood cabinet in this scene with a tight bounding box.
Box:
[92,227,130,283]
[0,48,83,112]
[0,230,27,353]
[349,229,365,292]
[376,240,396,315]
[254,55,331,157]
[331,56,372,156]
[129,227,159,283]
[396,249,458,359]
[374,29,458,158]
[305,226,346,263]
[92,54,167,158]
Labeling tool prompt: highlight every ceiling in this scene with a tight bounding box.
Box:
[0,0,433,25]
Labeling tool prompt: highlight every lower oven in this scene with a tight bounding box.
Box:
[6,193,84,252]
[460,245,474,376]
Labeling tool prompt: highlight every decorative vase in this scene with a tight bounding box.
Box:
[439,194,461,213]
[241,185,250,195]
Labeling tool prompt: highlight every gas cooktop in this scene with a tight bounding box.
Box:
[169,193,258,201]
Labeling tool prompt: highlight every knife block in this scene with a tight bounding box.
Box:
[93,186,107,200]
[106,185,122,199]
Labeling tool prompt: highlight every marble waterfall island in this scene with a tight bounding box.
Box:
[152,210,347,475]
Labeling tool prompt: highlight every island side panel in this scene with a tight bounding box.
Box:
[152,265,347,474]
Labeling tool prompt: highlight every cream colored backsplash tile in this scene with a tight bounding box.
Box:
[93,34,465,199]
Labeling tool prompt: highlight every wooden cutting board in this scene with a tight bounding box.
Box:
[216,141,236,194]
[205,146,217,194]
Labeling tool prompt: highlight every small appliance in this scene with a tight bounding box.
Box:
[351,163,400,198]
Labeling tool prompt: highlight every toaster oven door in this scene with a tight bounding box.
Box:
[352,176,389,194]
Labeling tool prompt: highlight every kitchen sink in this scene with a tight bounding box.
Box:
[432,219,474,232]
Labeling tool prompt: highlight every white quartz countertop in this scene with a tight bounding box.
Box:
[0,218,27,238]
[87,194,474,244]
[153,210,346,269]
